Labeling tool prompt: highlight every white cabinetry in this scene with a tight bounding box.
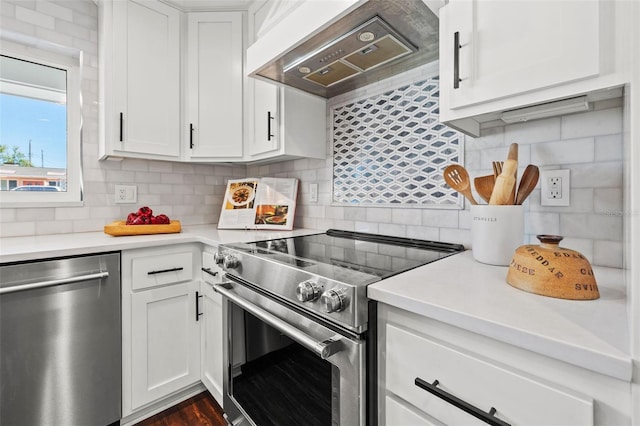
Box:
[378,305,631,425]
[99,0,181,160]
[122,245,202,417]
[439,0,633,136]
[186,12,244,161]
[246,1,327,164]
[200,250,224,406]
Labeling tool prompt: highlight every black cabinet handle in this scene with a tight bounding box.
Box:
[414,378,510,426]
[147,267,184,275]
[201,267,218,277]
[453,31,461,89]
[267,111,275,141]
[195,291,203,321]
[119,112,124,141]
[189,123,194,149]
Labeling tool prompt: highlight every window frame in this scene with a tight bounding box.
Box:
[0,49,83,208]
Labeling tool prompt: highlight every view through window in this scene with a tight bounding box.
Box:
[0,54,68,193]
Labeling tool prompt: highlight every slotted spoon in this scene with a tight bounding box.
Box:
[444,164,478,205]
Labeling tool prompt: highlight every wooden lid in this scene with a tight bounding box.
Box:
[506,235,599,300]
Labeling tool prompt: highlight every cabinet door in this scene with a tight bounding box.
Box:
[443,0,599,109]
[186,12,243,160]
[201,280,224,405]
[113,0,181,158]
[249,79,280,157]
[131,281,201,409]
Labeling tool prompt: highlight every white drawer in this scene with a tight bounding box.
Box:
[386,395,439,426]
[386,324,593,426]
[130,249,194,290]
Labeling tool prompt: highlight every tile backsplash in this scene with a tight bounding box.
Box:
[249,65,625,269]
[332,77,463,208]
[0,0,626,269]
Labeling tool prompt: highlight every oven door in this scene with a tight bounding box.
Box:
[213,279,365,426]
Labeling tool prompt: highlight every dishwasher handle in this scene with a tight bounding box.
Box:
[213,282,342,360]
[0,271,110,295]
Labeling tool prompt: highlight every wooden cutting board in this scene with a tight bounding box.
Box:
[104,220,181,236]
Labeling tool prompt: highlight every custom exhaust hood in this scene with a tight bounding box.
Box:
[248,0,440,99]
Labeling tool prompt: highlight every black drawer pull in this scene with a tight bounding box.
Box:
[453,31,461,89]
[119,112,124,141]
[201,267,218,277]
[414,378,510,426]
[195,291,203,321]
[189,123,194,149]
[147,267,184,275]
[267,111,275,141]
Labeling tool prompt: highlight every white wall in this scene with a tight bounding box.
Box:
[0,0,245,237]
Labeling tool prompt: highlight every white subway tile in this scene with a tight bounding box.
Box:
[0,222,36,237]
[504,117,561,144]
[594,134,623,162]
[593,240,624,268]
[36,220,73,235]
[366,207,392,223]
[594,188,623,215]
[524,212,560,236]
[16,5,54,29]
[391,208,422,225]
[37,1,72,22]
[561,107,622,139]
[560,213,622,241]
[421,209,459,228]
[531,137,595,166]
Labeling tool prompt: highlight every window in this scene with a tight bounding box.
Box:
[0,51,83,207]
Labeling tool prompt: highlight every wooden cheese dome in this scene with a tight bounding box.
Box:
[506,235,599,300]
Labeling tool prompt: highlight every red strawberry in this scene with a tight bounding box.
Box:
[155,214,170,224]
[126,212,138,224]
[137,206,153,217]
[132,215,150,225]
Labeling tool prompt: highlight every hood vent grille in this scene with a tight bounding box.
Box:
[285,16,417,89]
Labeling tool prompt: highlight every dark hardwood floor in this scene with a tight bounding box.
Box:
[135,392,226,426]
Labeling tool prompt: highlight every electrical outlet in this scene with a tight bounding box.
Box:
[309,183,319,203]
[541,170,570,206]
[115,184,137,204]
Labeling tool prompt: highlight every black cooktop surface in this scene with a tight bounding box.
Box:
[226,229,465,281]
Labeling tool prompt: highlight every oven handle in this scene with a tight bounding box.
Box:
[213,283,342,360]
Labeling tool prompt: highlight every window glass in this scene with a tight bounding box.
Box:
[0,52,82,207]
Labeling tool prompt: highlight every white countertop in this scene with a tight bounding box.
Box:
[3,229,630,382]
[0,225,321,263]
[368,250,631,381]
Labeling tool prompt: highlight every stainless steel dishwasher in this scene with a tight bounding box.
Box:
[1,252,121,426]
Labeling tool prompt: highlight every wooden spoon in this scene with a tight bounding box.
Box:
[515,164,540,205]
[474,174,495,204]
[444,164,478,205]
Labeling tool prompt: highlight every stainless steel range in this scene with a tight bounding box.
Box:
[212,229,464,426]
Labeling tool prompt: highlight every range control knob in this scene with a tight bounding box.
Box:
[222,255,240,269]
[320,289,346,313]
[296,280,321,302]
[213,251,225,266]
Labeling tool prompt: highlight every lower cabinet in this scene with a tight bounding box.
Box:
[130,280,201,409]
[200,250,224,406]
[122,244,202,418]
[378,304,631,426]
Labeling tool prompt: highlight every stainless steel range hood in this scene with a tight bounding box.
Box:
[248,0,440,99]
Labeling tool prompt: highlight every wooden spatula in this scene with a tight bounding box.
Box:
[474,174,495,204]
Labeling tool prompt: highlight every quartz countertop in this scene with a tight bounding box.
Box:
[0,225,321,263]
[368,250,631,381]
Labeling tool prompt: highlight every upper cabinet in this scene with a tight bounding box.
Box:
[439,0,634,137]
[99,0,181,160]
[246,1,327,163]
[185,12,244,162]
